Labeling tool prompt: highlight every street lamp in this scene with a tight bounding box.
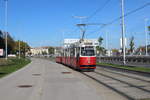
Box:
[145,18,149,56]
[19,40,21,59]
[105,30,108,56]
[4,0,8,60]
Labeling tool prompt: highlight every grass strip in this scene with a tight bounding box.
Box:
[0,58,13,66]
[97,62,150,73]
[0,58,31,78]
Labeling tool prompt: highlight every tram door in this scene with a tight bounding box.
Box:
[76,47,80,66]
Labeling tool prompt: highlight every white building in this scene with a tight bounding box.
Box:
[30,47,49,55]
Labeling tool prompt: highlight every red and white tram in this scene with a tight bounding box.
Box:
[56,39,98,71]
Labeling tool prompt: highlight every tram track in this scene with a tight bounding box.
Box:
[81,72,135,100]
[81,69,150,100]
[94,71,150,93]
[96,67,150,83]
[97,65,150,77]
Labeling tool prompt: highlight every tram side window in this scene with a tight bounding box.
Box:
[63,50,65,57]
[76,47,80,57]
[81,47,95,56]
[65,49,67,57]
[70,48,75,57]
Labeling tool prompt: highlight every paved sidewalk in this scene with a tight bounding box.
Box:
[41,61,101,100]
[0,58,101,100]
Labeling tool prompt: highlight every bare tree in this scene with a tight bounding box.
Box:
[129,36,135,54]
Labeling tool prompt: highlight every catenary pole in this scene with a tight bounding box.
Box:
[121,0,126,65]
[145,18,148,56]
[19,40,21,59]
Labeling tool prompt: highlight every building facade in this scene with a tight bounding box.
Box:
[30,47,49,56]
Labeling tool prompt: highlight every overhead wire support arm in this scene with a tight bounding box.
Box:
[76,23,106,42]
[104,2,150,28]
[76,24,86,41]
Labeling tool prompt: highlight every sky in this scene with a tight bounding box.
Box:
[0,0,150,49]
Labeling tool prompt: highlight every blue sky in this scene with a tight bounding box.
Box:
[0,0,150,49]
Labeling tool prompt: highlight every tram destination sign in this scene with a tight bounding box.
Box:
[64,39,99,47]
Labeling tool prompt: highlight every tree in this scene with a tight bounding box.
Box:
[14,40,30,57]
[96,36,106,55]
[0,31,30,57]
[129,36,135,54]
[0,30,5,49]
[42,51,47,55]
[98,37,103,46]
[7,33,15,54]
[0,31,16,54]
[48,47,54,54]
[148,26,150,31]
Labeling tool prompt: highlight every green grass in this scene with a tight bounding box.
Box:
[97,62,150,73]
[0,58,14,66]
[0,58,31,78]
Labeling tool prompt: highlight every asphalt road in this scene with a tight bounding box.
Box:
[0,58,127,100]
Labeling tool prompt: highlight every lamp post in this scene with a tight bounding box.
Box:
[145,18,148,56]
[105,30,108,56]
[19,40,21,59]
[5,0,8,60]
